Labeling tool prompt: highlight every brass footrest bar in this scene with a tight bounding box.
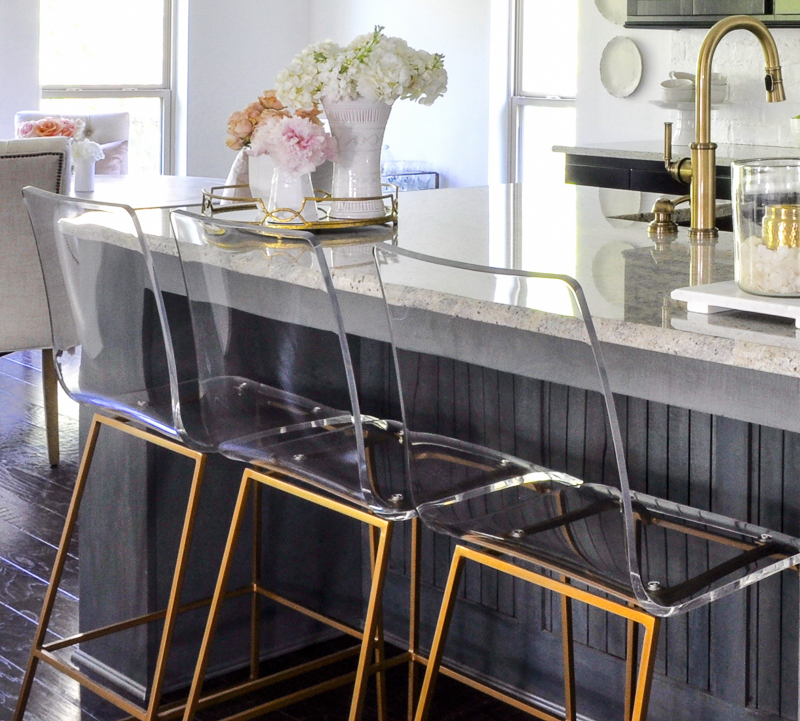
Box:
[42,585,251,654]
[255,585,363,640]
[36,649,147,720]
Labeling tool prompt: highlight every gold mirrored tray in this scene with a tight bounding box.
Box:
[201,184,398,230]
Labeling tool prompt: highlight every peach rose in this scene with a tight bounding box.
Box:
[295,104,323,126]
[226,110,254,149]
[259,90,285,111]
[34,118,66,137]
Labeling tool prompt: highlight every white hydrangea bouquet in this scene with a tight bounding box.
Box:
[275,26,448,109]
[274,27,447,220]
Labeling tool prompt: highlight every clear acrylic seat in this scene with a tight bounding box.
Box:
[373,244,800,721]
[16,187,209,721]
[170,210,414,721]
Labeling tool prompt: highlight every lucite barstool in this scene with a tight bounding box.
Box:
[170,211,417,721]
[373,245,800,721]
[16,188,214,721]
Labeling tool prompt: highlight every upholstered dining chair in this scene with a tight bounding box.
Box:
[373,245,800,721]
[16,187,213,721]
[15,111,130,174]
[0,137,71,465]
[170,210,416,721]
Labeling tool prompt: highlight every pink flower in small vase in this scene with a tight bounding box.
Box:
[250,115,336,176]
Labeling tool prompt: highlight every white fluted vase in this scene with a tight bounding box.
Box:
[324,97,392,219]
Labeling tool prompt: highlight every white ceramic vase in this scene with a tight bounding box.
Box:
[74,158,96,193]
[323,96,392,219]
[248,152,275,201]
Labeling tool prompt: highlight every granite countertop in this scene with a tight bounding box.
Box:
[553,140,800,164]
[82,179,800,383]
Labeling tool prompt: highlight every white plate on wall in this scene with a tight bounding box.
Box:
[595,0,627,25]
[600,37,643,98]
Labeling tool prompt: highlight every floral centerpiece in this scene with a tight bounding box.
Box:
[226,91,336,222]
[16,116,105,191]
[17,116,85,139]
[275,26,447,108]
[274,27,447,219]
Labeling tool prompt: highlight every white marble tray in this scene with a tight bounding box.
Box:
[671,280,800,328]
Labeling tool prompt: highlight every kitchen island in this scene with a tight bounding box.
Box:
[78,178,800,721]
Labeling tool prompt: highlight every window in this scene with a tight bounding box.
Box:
[510,0,578,184]
[39,0,173,174]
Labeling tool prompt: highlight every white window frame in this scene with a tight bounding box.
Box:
[40,0,176,173]
[508,0,577,184]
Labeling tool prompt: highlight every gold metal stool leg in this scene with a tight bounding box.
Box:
[12,413,102,721]
[408,517,422,721]
[251,479,262,681]
[413,543,663,721]
[560,579,576,721]
[181,470,252,721]
[348,520,393,721]
[413,544,466,721]
[624,618,640,721]
[369,526,389,721]
[14,413,207,721]
[629,616,660,721]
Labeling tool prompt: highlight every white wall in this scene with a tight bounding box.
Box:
[0,0,40,138]
[576,0,673,144]
[185,0,313,178]
[308,0,492,189]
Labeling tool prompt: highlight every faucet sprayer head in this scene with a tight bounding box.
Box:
[766,67,786,102]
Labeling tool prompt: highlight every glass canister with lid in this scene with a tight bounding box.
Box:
[733,158,800,296]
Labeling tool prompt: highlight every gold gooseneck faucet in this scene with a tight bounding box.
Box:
[664,15,786,243]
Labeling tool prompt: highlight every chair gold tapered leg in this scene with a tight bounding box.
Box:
[348,520,393,721]
[251,479,262,681]
[560,578,576,721]
[13,414,102,721]
[145,452,207,720]
[181,472,252,721]
[369,525,389,721]
[413,545,467,721]
[42,349,59,466]
[408,517,422,721]
[624,617,640,721]
[629,617,660,721]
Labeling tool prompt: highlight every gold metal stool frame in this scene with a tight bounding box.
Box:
[13,413,208,721]
[179,466,422,721]
[413,545,661,721]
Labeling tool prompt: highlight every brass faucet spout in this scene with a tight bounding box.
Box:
[690,15,786,243]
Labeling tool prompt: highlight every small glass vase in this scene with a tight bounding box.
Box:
[267,167,318,224]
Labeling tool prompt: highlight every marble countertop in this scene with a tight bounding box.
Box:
[553,140,800,164]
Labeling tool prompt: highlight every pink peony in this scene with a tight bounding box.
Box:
[249,115,336,176]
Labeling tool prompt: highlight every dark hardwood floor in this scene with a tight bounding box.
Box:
[0,350,531,721]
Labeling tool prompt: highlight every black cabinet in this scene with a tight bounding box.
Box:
[627,0,800,27]
[563,152,732,199]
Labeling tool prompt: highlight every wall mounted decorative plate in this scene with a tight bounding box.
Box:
[599,37,643,98]
[595,0,627,25]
